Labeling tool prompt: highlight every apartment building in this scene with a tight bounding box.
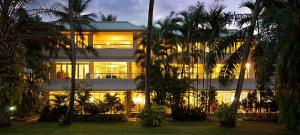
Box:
[44,21,256,112]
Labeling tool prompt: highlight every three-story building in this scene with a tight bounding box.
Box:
[44,21,256,112]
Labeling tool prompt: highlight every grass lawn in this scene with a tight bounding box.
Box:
[0,121,297,135]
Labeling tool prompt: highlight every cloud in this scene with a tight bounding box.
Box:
[29,0,250,26]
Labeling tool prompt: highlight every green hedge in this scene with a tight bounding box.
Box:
[72,114,128,122]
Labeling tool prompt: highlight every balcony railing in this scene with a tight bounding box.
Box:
[179,73,252,79]
[87,73,141,79]
[93,40,133,49]
[55,72,253,80]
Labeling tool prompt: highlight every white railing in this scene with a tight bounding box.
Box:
[87,73,141,79]
[93,40,133,49]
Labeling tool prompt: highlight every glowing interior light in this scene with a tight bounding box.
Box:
[124,41,131,44]
[133,97,143,103]
[246,63,250,68]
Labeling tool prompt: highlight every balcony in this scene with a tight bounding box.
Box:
[87,73,141,79]
[93,40,133,49]
[179,73,253,79]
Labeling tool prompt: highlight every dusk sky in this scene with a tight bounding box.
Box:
[31,0,251,26]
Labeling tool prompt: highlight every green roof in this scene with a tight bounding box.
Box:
[64,21,144,32]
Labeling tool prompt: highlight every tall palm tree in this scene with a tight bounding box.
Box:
[174,2,206,109]
[204,5,231,114]
[50,0,96,125]
[206,0,262,127]
[145,0,155,108]
[228,0,262,127]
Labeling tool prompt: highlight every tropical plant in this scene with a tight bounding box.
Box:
[104,93,125,114]
[76,90,91,114]
[0,0,66,127]
[50,0,96,125]
[51,94,68,107]
[216,103,233,127]
[206,0,262,127]
[99,11,117,22]
[137,104,170,127]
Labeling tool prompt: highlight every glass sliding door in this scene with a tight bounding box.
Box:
[55,62,89,79]
[93,62,128,79]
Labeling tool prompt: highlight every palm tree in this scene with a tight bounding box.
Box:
[99,12,117,22]
[227,0,262,127]
[145,0,155,109]
[50,0,96,125]
[0,0,68,127]
[174,2,206,109]
[256,0,300,131]
[76,90,91,114]
[207,0,262,127]
[204,5,231,114]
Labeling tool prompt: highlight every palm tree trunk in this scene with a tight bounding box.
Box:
[226,0,261,127]
[64,0,76,125]
[145,0,155,109]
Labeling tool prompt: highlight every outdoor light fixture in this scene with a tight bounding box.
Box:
[9,106,16,111]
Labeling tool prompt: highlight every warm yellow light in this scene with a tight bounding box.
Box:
[111,36,121,40]
[124,41,131,44]
[246,63,250,68]
[133,97,143,103]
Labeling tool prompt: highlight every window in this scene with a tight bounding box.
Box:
[65,34,89,48]
[131,62,142,79]
[93,62,128,79]
[75,34,89,48]
[56,62,89,79]
[93,32,133,49]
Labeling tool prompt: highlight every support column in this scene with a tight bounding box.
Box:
[88,33,93,48]
[89,62,94,79]
[128,62,132,79]
[50,62,56,79]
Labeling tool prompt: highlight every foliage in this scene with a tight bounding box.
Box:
[39,105,68,122]
[72,114,127,122]
[99,12,117,22]
[137,105,171,127]
[243,113,278,122]
[104,93,125,114]
[84,101,108,115]
[0,0,66,127]
[216,104,236,127]
[171,106,206,121]
[241,91,259,114]
[75,83,92,114]
[39,94,68,122]
[83,93,125,115]
[280,96,300,131]
[208,86,218,113]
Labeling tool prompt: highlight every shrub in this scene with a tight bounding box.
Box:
[216,104,236,127]
[73,114,128,122]
[242,113,278,122]
[171,106,206,121]
[84,103,101,115]
[39,105,68,122]
[137,105,171,127]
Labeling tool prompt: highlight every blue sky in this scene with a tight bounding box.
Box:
[31,0,251,25]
